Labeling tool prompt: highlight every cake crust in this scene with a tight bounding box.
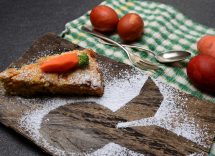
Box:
[0,49,104,97]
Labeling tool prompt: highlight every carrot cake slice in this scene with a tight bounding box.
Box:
[0,49,104,96]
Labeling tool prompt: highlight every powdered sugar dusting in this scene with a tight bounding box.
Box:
[188,152,206,156]
[20,67,148,155]
[19,68,211,155]
[90,143,144,156]
[18,61,210,155]
[117,78,209,148]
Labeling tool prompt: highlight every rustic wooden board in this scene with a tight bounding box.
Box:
[0,33,214,156]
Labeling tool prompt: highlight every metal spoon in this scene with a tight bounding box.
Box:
[99,39,191,63]
[81,26,159,70]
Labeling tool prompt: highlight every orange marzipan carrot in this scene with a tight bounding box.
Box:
[40,53,79,73]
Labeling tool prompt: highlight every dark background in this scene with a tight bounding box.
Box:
[0,0,214,155]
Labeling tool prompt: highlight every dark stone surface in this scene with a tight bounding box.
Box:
[0,0,214,155]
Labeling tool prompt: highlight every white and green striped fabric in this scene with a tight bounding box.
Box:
[61,0,215,154]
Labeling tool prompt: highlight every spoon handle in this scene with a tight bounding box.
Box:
[81,26,132,60]
[98,39,155,56]
[81,26,158,67]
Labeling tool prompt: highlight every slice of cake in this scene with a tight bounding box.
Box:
[0,49,104,96]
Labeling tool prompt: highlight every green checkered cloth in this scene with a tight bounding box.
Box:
[61,0,215,154]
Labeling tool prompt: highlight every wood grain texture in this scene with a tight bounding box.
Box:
[40,78,212,155]
[0,33,214,156]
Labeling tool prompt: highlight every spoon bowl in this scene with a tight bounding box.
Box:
[156,51,191,63]
[98,39,191,63]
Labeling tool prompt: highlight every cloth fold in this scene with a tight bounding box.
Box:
[61,0,215,154]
